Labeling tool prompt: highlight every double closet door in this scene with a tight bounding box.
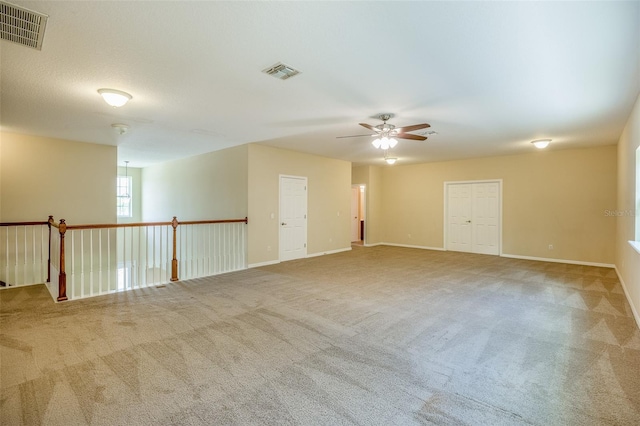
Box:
[446,181,501,255]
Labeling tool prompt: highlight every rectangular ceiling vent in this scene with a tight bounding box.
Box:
[262,62,301,80]
[0,1,48,50]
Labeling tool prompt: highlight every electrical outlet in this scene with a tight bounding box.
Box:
[267,245,271,251]
[548,244,554,250]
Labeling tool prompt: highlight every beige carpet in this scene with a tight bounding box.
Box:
[1,245,639,425]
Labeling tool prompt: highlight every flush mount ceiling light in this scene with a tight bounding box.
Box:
[531,139,551,149]
[383,151,397,165]
[98,88,132,107]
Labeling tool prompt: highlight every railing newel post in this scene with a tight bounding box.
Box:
[170,216,179,281]
[47,215,53,283]
[57,219,68,302]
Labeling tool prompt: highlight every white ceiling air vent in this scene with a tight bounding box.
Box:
[0,1,48,50]
[262,62,301,80]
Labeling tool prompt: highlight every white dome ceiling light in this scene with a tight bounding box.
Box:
[98,88,132,107]
[531,139,551,149]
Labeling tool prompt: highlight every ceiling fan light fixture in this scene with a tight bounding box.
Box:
[532,139,551,149]
[372,138,381,149]
[98,88,132,107]
[388,138,398,148]
[385,157,397,165]
[380,137,390,150]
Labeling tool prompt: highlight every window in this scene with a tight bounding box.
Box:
[116,176,132,217]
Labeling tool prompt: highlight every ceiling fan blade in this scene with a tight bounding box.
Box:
[396,133,428,141]
[359,123,380,132]
[395,123,431,133]
[336,134,375,139]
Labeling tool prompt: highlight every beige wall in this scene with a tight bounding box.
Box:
[0,135,3,222]
[616,92,640,325]
[248,144,351,266]
[376,145,617,264]
[141,145,248,222]
[0,132,116,224]
[116,166,142,223]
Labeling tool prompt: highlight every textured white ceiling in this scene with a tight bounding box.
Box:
[2,1,639,167]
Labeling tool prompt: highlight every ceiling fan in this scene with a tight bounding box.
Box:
[337,114,431,149]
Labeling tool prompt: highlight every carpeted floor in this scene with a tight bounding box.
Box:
[1,245,639,425]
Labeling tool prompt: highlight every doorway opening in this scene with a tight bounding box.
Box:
[351,184,366,245]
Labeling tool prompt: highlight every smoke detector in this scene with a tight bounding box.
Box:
[262,62,301,80]
[112,123,130,135]
[0,1,48,50]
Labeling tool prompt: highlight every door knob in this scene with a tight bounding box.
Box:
[466,220,472,223]
[281,222,287,226]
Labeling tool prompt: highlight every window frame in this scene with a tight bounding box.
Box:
[116,175,133,218]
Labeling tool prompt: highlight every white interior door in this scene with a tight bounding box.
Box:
[472,182,500,255]
[351,186,359,241]
[447,184,473,252]
[280,176,307,261]
[446,181,500,255]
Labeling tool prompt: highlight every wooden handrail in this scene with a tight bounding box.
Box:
[66,222,171,230]
[180,218,248,225]
[65,217,248,230]
[0,221,49,226]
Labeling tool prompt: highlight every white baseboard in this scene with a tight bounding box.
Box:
[306,247,352,258]
[615,266,640,331]
[249,247,352,267]
[363,242,383,247]
[248,259,280,268]
[500,253,615,269]
[382,243,446,251]
[0,281,45,290]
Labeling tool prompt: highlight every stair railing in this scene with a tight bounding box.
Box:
[0,218,52,290]
[46,216,248,301]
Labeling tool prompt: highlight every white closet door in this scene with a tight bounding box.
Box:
[447,183,473,252]
[472,182,500,255]
[446,181,501,255]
